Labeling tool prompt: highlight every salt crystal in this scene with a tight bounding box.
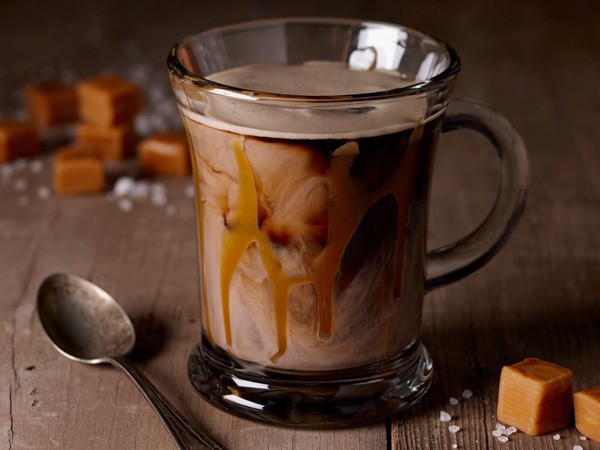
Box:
[150,113,167,131]
[497,436,508,443]
[150,184,168,205]
[166,205,177,216]
[574,446,584,450]
[503,426,517,436]
[492,429,502,438]
[14,178,28,191]
[37,186,51,199]
[13,159,28,171]
[131,181,149,199]
[113,177,135,197]
[151,192,168,206]
[449,397,459,405]
[118,198,134,212]
[553,434,560,440]
[135,114,154,136]
[452,445,458,449]
[128,64,151,84]
[448,425,460,433]
[440,411,451,422]
[151,182,166,194]
[495,423,506,430]
[185,184,195,198]
[580,436,587,440]
[461,389,473,399]
[29,159,43,173]
[149,87,167,103]
[1,164,13,183]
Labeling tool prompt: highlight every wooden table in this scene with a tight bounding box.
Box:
[2,1,599,449]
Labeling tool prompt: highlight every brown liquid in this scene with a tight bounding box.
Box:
[184,114,442,370]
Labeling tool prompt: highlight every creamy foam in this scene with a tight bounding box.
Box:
[179,62,436,139]
[207,62,412,96]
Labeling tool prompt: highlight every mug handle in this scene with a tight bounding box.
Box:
[425,98,530,291]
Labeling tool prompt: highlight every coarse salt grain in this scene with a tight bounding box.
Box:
[131,181,149,199]
[496,423,506,430]
[151,191,167,206]
[37,186,51,199]
[448,425,460,434]
[185,184,195,198]
[492,429,503,438]
[117,198,134,212]
[440,411,451,422]
[462,389,473,399]
[29,159,43,173]
[503,426,517,436]
[13,159,27,171]
[497,436,508,443]
[580,436,587,440]
[14,178,28,191]
[452,445,458,449]
[1,165,13,185]
[553,434,560,440]
[573,446,583,450]
[113,177,135,196]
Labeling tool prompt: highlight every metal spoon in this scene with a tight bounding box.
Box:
[37,273,223,450]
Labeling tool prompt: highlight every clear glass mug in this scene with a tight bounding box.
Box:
[168,18,529,427]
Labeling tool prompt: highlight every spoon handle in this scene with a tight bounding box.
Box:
[110,356,224,450]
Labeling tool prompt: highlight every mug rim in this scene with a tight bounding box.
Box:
[167,17,461,103]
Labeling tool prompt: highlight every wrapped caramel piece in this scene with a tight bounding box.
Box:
[76,123,134,161]
[24,81,78,128]
[77,75,142,126]
[497,357,572,435]
[0,120,40,162]
[53,146,105,194]
[138,132,190,176]
[574,385,600,442]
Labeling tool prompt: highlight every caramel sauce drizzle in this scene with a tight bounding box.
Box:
[189,143,212,342]
[216,123,424,362]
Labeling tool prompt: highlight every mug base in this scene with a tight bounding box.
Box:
[187,338,433,428]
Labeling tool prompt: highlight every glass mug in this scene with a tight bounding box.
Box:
[168,18,529,427]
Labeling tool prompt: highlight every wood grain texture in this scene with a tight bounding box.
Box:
[1,1,599,449]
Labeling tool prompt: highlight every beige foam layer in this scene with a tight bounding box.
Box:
[179,62,439,140]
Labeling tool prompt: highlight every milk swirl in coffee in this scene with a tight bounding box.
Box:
[181,61,443,370]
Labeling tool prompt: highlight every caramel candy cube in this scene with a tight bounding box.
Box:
[76,123,134,161]
[53,147,105,194]
[138,132,190,176]
[77,75,142,126]
[0,120,40,162]
[497,357,572,435]
[574,385,600,442]
[24,81,78,127]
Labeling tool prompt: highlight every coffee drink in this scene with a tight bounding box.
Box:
[181,62,443,371]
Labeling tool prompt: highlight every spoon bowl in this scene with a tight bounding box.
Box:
[37,273,135,363]
[37,273,223,450]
